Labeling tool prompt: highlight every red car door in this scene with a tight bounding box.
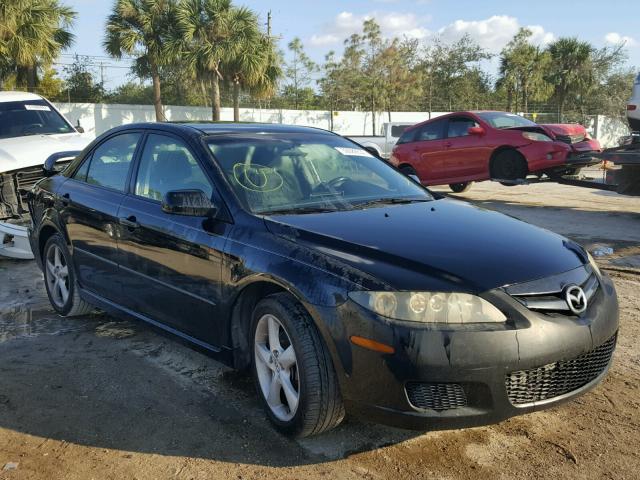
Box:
[440,116,491,182]
[408,118,448,183]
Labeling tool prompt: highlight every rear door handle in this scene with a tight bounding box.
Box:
[119,215,139,229]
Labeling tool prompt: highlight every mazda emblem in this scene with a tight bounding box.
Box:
[565,285,587,315]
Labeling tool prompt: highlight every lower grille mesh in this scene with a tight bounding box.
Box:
[406,382,467,411]
[506,334,616,405]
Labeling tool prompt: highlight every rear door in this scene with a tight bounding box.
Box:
[59,132,142,301]
[409,118,448,183]
[441,116,489,181]
[116,132,229,345]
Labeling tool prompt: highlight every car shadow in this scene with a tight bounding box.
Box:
[0,306,421,466]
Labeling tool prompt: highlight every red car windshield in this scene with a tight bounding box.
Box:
[476,112,538,129]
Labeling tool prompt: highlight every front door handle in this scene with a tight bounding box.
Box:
[119,215,139,229]
[60,192,70,206]
[444,141,452,148]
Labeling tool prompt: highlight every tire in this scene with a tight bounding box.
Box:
[251,293,345,438]
[449,182,472,193]
[400,165,420,182]
[43,233,93,317]
[491,150,528,182]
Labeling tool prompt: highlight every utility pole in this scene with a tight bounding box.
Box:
[99,61,105,87]
[267,10,271,37]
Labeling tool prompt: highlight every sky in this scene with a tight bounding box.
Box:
[60,0,640,89]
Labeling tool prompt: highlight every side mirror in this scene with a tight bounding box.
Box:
[162,189,217,217]
[76,120,84,134]
[468,126,484,135]
[408,174,420,183]
[43,150,81,177]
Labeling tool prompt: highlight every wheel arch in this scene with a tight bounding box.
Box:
[37,223,63,261]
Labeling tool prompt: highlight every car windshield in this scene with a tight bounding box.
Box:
[476,112,538,129]
[0,99,75,139]
[207,133,432,214]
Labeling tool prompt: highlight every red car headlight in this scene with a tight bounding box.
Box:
[522,131,553,142]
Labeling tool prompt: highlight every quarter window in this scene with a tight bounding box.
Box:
[135,134,212,201]
[84,133,141,191]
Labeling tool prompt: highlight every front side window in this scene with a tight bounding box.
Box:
[447,117,479,138]
[207,133,432,214]
[416,120,446,141]
[84,133,141,191]
[0,99,75,139]
[135,134,213,201]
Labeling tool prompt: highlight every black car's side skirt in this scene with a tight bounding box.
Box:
[79,287,234,363]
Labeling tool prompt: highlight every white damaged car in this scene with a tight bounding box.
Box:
[0,91,92,259]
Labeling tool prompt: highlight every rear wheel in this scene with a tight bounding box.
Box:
[252,293,344,437]
[491,150,528,183]
[449,182,472,193]
[43,234,93,317]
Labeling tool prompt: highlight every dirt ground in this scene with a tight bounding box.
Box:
[1,176,639,480]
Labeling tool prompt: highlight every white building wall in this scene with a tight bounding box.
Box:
[53,102,628,147]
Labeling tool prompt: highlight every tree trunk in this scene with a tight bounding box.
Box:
[233,80,240,122]
[26,65,38,92]
[371,94,376,136]
[211,73,221,121]
[151,67,163,121]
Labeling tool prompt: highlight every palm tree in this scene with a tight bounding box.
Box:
[0,0,76,91]
[224,30,281,121]
[104,0,175,121]
[547,37,593,121]
[176,0,263,121]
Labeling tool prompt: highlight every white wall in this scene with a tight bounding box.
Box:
[52,102,446,137]
[53,102,628,148]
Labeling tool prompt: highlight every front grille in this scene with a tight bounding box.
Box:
[505,334,616,405]
[508,266,599,315]
[555,133,586,144]
[15,166,46,196]
[406,382,467,411]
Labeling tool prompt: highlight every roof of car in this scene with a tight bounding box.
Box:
[112,121,336,137]
[0,91,43,103]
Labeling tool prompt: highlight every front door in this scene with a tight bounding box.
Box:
[116,132,228,345]
[440,116,489,181]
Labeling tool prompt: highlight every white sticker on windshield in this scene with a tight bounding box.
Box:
[335,147,374,157]
[25,104,51,111]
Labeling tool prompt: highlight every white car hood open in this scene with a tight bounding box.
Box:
[0,133,91,173]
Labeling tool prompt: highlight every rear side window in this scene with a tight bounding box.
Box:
[83,133,141,191]
[447,117,479,138]
[416,120,446,141]
[396,128,417,144]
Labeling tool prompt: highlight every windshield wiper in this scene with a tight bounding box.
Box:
[350,197,431,210]
[261,206,340,215]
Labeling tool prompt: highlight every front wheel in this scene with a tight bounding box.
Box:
[491,150,528,182]
[252,293,344,437]
[449,182,473,193]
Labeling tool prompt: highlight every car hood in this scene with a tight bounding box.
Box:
[540,123,587,137]
[0,133,91,173]
[264,199,587,293]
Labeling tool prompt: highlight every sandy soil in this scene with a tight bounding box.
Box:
[1,179,639,479]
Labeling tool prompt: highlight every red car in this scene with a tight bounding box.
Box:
[389,111,602,192]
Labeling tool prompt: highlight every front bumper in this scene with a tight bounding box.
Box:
[317,272,619,430]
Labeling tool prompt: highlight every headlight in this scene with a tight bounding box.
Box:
[587,251,601,276]
[348,291,507,324]
[522,131,553,142]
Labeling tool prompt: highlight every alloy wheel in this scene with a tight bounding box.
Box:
[254,313,300,421]
[45,243,70,308]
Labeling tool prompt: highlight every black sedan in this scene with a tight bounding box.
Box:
[28,122,619,437]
